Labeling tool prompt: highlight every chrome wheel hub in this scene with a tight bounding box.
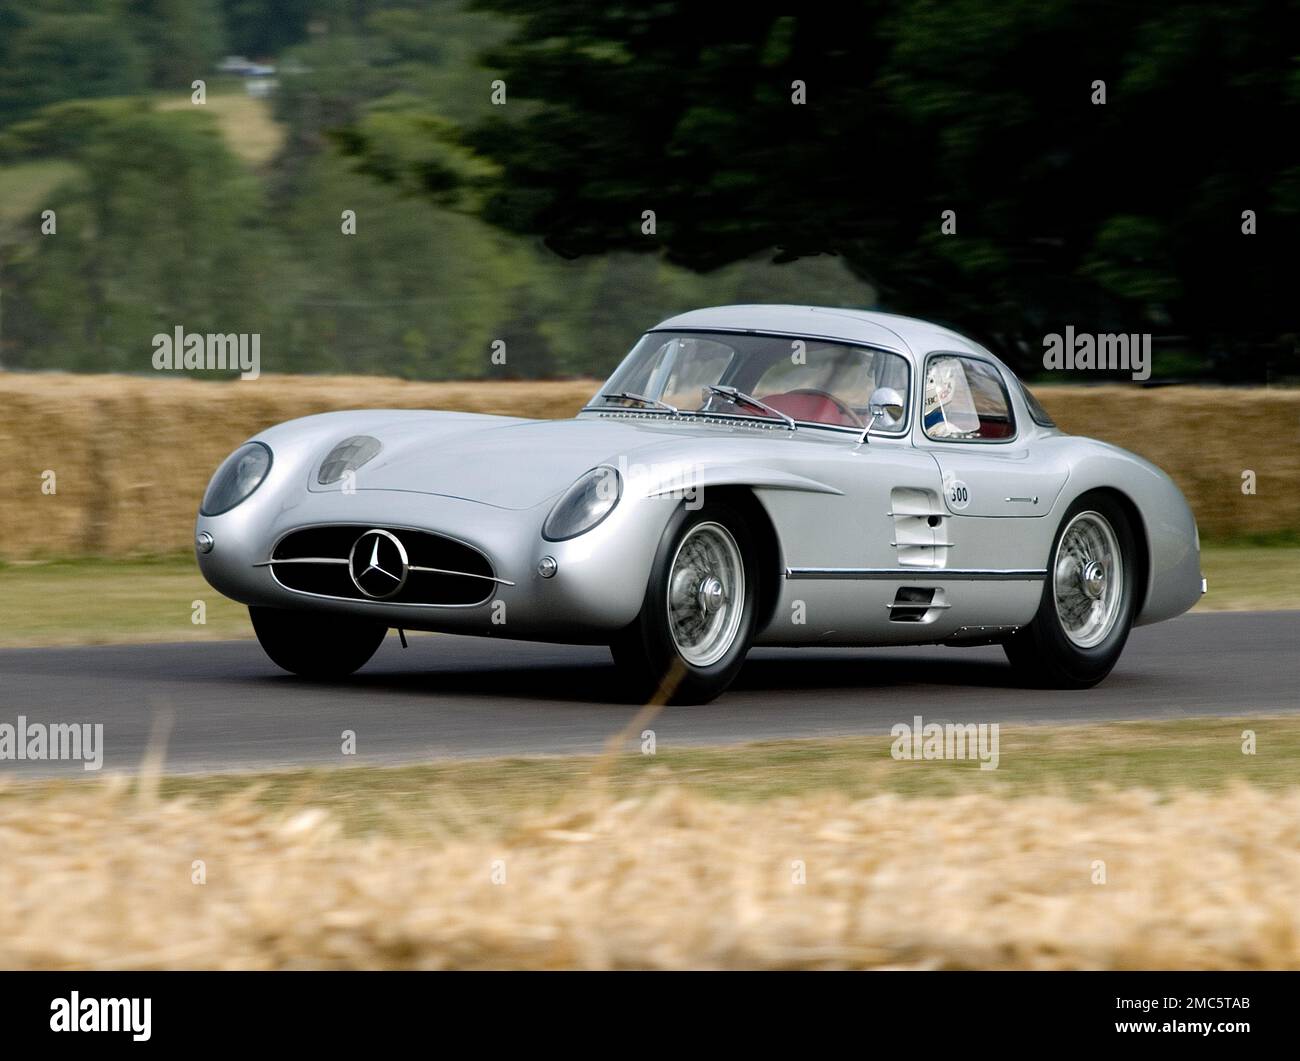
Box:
[698,576,725,613]
[667,522,745,668]
[1080,560,1106,599]
[1053,511,1123,649]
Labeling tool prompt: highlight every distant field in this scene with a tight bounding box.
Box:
[0,91,276,234]
[0,159,81,226]
[0,374,1297,559]
[0,545,1290,648]
[155,88,283,166]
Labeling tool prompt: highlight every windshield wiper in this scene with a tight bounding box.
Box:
[703,384,796,429]
[596,391,679,414]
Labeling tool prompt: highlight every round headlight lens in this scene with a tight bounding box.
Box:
[542,466,621,541]
[318,435,382,485]
[200,442,272,516]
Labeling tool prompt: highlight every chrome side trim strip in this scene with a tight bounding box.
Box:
[786,567,1045,581]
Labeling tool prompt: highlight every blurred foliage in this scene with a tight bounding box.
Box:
[3,108,274,371]
[217,0,320,58]
[0,8,148,122]
[0,0,874,380]
[339,0,1298,381]
[0,1,1294,381]
[125,0,227,90]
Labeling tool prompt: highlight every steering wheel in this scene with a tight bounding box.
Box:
[769,388,864,428]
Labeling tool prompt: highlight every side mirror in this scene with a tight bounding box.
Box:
[858,387,905,446]
[868,386,905,425]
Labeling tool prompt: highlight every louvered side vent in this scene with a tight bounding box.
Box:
[888,587,950,623]
[889,487,951,568]
[888,587,933,621]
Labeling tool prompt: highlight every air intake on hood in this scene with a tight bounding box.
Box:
[318,436,382,485]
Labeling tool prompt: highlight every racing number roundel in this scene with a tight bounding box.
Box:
[945,474,971,511]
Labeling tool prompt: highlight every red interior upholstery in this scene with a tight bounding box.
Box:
[976,417,1015,439]
[759,390,860,427]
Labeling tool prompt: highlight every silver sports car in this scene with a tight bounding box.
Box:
[196,305,1204,703]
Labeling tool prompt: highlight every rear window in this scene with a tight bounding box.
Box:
[1019,381,1056,428]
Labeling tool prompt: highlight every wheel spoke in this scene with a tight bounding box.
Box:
[666,522,746,668]
[1052,511,1123,649]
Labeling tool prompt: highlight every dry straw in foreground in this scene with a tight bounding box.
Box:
[2,781,1298,969]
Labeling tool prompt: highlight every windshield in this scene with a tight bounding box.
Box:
[592,331,911,432]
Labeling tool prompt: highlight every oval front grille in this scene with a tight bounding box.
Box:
[269,526,497,606]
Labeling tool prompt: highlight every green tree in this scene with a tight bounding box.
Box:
[123,0,226,89]
[217,0,320,58]
[0,0,876,381]
[0,13,148,124]
[341,0,1300,380]
[5,109,280,371]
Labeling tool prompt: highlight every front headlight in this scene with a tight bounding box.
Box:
[318,435,381,485]
[542,466,621,541]
[200,442,272,515]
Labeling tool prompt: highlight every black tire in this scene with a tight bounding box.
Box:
[1003,491,1137,688]
[249,606,388,678]
[610,501,759,705]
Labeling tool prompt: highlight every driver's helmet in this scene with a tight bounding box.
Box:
[922,356,980,438]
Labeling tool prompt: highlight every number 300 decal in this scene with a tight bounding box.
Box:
[947,478,971,510]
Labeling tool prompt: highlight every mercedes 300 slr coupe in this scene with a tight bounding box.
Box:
[196,305,1204,704]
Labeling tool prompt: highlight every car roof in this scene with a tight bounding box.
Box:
[650,304,987,361]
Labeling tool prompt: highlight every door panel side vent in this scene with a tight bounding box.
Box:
[888,488,950,568]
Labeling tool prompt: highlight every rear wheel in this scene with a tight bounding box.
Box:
[610,502,758,705]
[1003,492,1137,688]
[249,606,387,678]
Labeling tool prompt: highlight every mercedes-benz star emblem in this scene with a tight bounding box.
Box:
[348,528,409,600]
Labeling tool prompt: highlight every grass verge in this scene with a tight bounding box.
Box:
[0,545,1293,647]
[0,556,251,646]
[6,716,1295,834]
[1196,541,1300,611]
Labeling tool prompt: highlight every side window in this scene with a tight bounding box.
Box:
[922,355,1015,441]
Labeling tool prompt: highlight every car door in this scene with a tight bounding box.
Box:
[758,431,951,646]
[909,352,1070,632]
[915,352,1069,523]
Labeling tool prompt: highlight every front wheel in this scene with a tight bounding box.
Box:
[1003,492,1137,688]
[610,502,758,705]
[249,606,388,678]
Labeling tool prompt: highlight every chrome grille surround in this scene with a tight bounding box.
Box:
[258,524,509,607]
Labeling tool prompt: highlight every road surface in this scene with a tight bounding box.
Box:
[1,610,1295,776]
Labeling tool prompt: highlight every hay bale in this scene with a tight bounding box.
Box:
[0,374,1294,559]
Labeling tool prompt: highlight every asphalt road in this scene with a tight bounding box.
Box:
[1,610,1296,777]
